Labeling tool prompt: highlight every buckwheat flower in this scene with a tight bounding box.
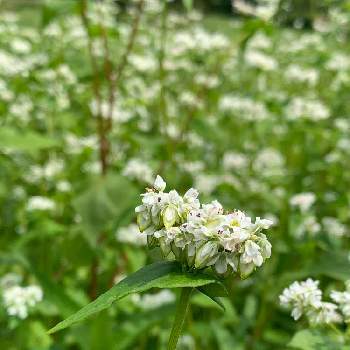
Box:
[331,282,350,320]
[154,175,166,192]
[136,176,272,278]
[285,64,319,86]
[178,334,195,350]
[116,224,147,246]
[306,302,342,325]
[280,279,322,320]
[239,240,264,276]
[286,97,330,121]
[27,196,56,211]
[132,290,175,310]
[322,217,347,237]
[295,216,321,238]
[245,50,278,71]
[222,152,248,171]
[122,158,153,184]
[2,284,43,319]
[290,192,316,212]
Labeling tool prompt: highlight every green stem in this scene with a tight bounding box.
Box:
[167,287,193,350]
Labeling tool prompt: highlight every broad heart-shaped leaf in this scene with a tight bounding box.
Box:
[48,261,220,334]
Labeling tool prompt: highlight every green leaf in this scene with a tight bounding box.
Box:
[197,283,228,310]
[48,261,220,334]
[0,127,59,153]
[73,174,138,242]
[288,329,348,350]
[307,252,350,281]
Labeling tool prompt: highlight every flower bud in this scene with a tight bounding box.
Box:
[137,211,151,232]
[162,205,178,229]
[195,241,219,269]
[154,175,166,192]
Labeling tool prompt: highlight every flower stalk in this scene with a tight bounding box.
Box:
[167,287,193,350]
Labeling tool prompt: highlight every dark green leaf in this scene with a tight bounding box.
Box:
[48,261,220,334]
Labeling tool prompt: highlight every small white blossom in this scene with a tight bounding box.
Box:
[2,284,43,319]
[131,290,175,310]
[290,193,316,212]
[116,224,147,246]
[27,196,56,211]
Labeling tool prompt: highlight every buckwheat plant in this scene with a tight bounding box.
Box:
[48,176,273,350]
[280,278,350,343]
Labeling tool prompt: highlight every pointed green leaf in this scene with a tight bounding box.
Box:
[197,284,228,311]
[48,261,219,334]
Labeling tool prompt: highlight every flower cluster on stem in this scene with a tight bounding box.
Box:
[135,175,273,278]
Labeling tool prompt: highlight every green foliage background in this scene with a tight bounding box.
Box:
[1,0,350,349]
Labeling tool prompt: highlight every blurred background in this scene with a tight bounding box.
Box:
[1,0,350,349]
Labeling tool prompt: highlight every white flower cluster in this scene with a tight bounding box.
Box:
[280,279,342,325]
[330,281,350,321]
[135,176,273,278]
[1,275,43,319]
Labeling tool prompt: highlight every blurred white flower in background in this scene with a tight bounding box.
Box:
[322,217,347,237]
[290,192,316,212]
[295,216,320,238]
[254,148,284,176]
[331,281,350,320]
[27,196,56,211]
[131,290,175,310]
[233,0,280,21]
[122,158,153,184]
[280,279,350,325]
[115,223,147,246]
[285,64,319,86]
[286,97,330,121]
[245,50,278,71]
[1,274,43,320]
[222,152,248,171]
[219,95,269,121]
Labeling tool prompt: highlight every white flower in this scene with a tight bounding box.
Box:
[222,152,248,171]
[2,284,43,319]
[135,176,272,278]
[122,158,153,184]
[286,97,330,121]
[322,217,347,237]
[285,64,319,86]
[132,290,175,310]
[280,279,321,319]
[290,192,316,212]
[116,224,147,246]
[241,240,263,267]
[331,282,350,319]
[245,50,278,71]
[307,302,342,325]
[27,196,56,211]
[154,175,166,192]
[280,279,323,321]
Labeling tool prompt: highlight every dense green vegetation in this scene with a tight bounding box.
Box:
[1,0,350,349]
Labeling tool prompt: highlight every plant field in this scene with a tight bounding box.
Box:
[1,1,350,349]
